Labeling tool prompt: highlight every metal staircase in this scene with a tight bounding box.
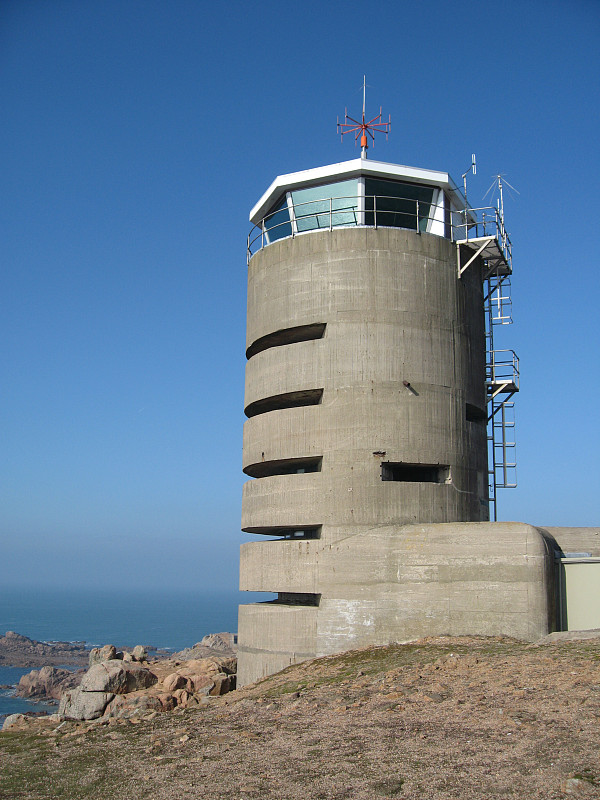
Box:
[455,203,519,521]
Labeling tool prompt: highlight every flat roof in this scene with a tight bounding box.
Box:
[249,157,464,223]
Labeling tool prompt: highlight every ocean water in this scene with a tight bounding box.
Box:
[0,585,272,722]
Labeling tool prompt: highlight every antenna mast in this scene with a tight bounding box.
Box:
[483,174,520,231]
[462,154,477,210]
[337,76,390,159]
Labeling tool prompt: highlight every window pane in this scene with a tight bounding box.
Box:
[291,180,359,232]
[264,196,292,242]
[365,179,434,231]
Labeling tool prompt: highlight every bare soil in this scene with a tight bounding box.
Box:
[1,635,599,799]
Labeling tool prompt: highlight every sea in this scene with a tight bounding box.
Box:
[0,586,272,723]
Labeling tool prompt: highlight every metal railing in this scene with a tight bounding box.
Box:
[486,349,520,390]
[247,194,511,264]
[453,206,512,269]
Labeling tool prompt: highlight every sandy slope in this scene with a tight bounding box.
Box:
[1,635,599,799]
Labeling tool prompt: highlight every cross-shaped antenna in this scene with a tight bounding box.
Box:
[337,76,390,159]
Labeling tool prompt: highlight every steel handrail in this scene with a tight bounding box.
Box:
[247,195,511,263]
[486,349,520,389]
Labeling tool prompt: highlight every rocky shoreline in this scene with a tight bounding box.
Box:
[0,631,90,668]
[0,630,182,669]
[1,630,238,725]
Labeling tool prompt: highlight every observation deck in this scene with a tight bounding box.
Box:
[247,157,512,278]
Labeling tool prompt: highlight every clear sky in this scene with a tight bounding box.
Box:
[1,0,599,591]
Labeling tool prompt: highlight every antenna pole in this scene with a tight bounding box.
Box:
[462,154,477,210]
[361,75,368,157]
[337,77,390,160]
[498,175,504,220]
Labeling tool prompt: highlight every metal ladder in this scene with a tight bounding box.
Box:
[485,273,519,520]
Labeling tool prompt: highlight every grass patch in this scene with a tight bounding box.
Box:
[0,729,124,799]
[252,639,534,698]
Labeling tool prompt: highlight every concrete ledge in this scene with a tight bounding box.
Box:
[237,602,318,687]
[240,539,319,594]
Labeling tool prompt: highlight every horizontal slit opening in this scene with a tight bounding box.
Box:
[243,525,322,538]
[274,593,321,607]
[466,403,487,422]
[246,323,326,359]
[244,456,322,478]
[245,388,323,418]
[381,462,450,483]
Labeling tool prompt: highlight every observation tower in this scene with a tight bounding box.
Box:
[237,90,528,686]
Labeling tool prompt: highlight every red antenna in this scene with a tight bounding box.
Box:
[337,76,391,159]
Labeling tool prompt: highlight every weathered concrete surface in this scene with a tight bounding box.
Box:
[238,221,565,686]
[540,527,600,557]
[242,228,489,531]
[237,522,557,685]
[237,602,318,687]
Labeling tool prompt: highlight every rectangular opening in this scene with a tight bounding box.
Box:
[278,527,321,540]
[246,323,326,359]
[245,388,323,418]
[275,592,321,607]
[244,457,322,479]
[242,525,322,539]
[381,462,450,483]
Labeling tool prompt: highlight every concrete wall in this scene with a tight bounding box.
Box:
[237,602,318,687]
[237,521,557,685]
[242,228,489,533]
[238,225,514,685]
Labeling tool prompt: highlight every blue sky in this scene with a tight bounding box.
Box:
[1,0,599,591]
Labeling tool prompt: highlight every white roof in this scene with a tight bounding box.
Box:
[249,157,463,223]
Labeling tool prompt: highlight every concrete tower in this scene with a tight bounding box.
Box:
[236,155,542,687]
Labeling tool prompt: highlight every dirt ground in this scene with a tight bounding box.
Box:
[1,635,599,799]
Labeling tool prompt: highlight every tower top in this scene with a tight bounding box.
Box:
[337,76,391,158]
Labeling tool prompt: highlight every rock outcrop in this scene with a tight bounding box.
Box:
[173,633,237,661]
[80,660,158,694]
[56,643,237,721]
[16,666,83,701]
[58,688,114,721]
[0,631,88,668]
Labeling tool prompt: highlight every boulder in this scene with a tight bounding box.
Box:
[2,713,27,731]
[80,660,157,694]
[59,688,114,720]
[209,672,234,696]
[162,673,187,692]
[88,645,117,666]
[157,693,177,711]
[103,694,162,720]
[132,645,147,661]
[186,674,215,694]
[172,688,191,707]
[16,666,82,700]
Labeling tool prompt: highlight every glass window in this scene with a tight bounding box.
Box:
[291,179,359,232]
[264,196,292,243]
[365,179,435,232]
